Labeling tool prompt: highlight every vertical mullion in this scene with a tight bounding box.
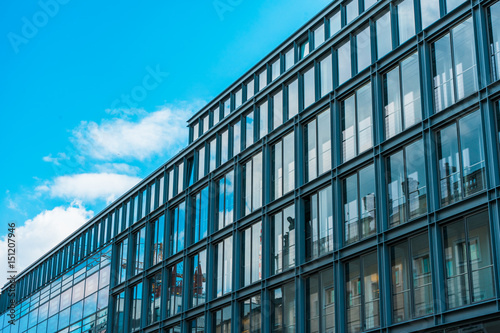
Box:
[357,172,362,242]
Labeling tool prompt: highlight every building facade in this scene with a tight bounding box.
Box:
[2,0,500,332]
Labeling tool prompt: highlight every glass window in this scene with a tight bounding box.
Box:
[177,162,184,194]
[133,195,139,225]
[133,227,145,276]
[306,186,333,260]
[170,202,186,255]
[272,132,295,200]
[243,152,263,215]
[420,0,440,29]
[285,48,295,71]
[437,110,486,206]
[346,0,359,24]
[342,82,373,161]
[224,97,231,117]
[397,0,415,43]
[288,79,299,119]
[271,205,295,275]
[247,79,255,100]
[193,123,199,141]
[343,164,376,245]
[113,292,125,333]
[433,18,477,112]
[387,140,427,227]
[314,24,325,48]
[489,3,500,81]
[190,316,205,332]
[214,306,232,333]
[246,111,255,148]
[130,282,142,332]
[218,171,234,230]
[273,90,283,130]
[259,100,269,139]
[167,261,183,316]
[259,69,267,92]
[376,12,392,59]
[192,186,208,244]
[215,236,233,297]
[271,58,280,81]
[384,52,421,138]
[365,0,377,9]
[198,146,205,180]
[356,26,371,71]
[443,211,495,309]
[191,250,207,307]
[320,54,333,98]
[391,233,433,323]
[168,169,174,200]
[151,216,164,267]
[272,282,295,333]
[240,295,262,333]
[329,11,341,37]
[150,182,156,212]
[447,0,465,12]
[299,39,310,60]
[303,67,316,110]
[345,252,380,333]
[221,129,229,165]
[148,273,162,325]
[117,239,128,284]
[306,268,335,333]
[233,121,241,156]
[235,88,243,109]
[209,138,217,173]
[338,40,352,85]
[242,221,262,286]
[213,106,220,126]
[306,109,332,182]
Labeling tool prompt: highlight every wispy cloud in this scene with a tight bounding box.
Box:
[0,201,93,287]
[36,173,142,204]
[42,152,70,166]
[71,104,201,162]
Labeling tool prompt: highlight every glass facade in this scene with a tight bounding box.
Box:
[4,1,500,333]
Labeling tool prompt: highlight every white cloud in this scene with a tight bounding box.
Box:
[0,201,94,288]
[71,104,200,161]
[42,152,69,166]
[36,173,141,204]
[94,163,141,175]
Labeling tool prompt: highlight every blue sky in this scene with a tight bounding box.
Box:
[0,0,332,283]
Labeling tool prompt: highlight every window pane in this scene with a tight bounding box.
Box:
[259,100,269,139]
[384,66,402,138]
[388,151,405,227]
[420,0,440,28]
[314,24,325,47]
[467,212,494,302]
[272,59,280,81]
[452,18,477,100]
[214,107,220,126]
[283,132,295,194]
[444,220,470,308]
[317,110,332,175]
[342,95,356,161]
[285,48,294,71]
[346,0,359,24]
[304,67,316,109]
[300,39,310,60]
[233,121,241,156]
[235,89,243,109]
[306,268,335,333]
[365,0,377,9]
[246,112,254,148]
[203,115,209,134]
[198,147,205,180]
[253,152,263,210]
[329,11,341,36]
[191,250,207,307]
[433,34,455,112]
[357,83,373,153]
[320,54,333,97]
[221,130,229,165]
[193,123,199,141]
[356,27,371,71]
[167,262,183,316]
[447,0,465,12]
[438,123,461,206]
[377,12,392,59]
[224,237,233,295]
[459,111,485,196]
[272,205,296,275]
[288,79,299,119]
[307,119,318,181]
[391,242,411,323]
[259,69,267,91]
[490,3,500,81]
[338,41,352,85]
[401,53,422,128]
[344,174,358,244]
[273,141,283,200]
[346,259,361,333]
[411,234,433,317]
[247,79,255,99]
[398,0,415,43]
[272,283,296,333]
[242,222,262,286]
[363,253,380,330]
[224,98,231,117]
[359,165,376,238]
[273,90,283,130]
[406,140,427,219]
[209,138,217,173]
[177,162,184,194]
